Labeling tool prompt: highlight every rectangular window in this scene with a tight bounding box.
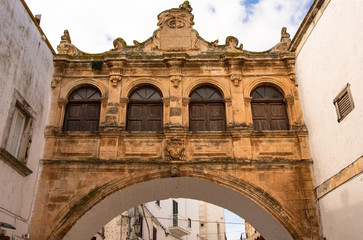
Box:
[188,218,191,228]
[153,227,157,240]
[6,107,28,159]
[138,215,143,238]
[155,200,160,207]
[172,200,178,227]
[333,83,354,122]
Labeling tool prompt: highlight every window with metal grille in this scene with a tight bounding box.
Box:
[334,83,354,122]
[127,86,163,132]
[63,86,101,131]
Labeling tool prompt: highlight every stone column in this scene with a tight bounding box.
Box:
[104,60,124,131]
[166,60,184,131]
[226,59,247,129]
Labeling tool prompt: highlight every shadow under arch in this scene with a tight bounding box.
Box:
[50,171,298,240]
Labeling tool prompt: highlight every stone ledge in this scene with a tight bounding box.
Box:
[315,155,363,199]
[0,148,33,176]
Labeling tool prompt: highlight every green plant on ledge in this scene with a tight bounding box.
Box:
[91,60,103,70]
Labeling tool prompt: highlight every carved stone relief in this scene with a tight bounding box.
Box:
[165,138,185,161]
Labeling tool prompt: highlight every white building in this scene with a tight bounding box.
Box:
[96,199,225,240]
[0,0,54,239]
[291,0,363,239]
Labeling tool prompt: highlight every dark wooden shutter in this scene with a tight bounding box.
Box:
[251,102,269,131]
[64,103,82,131]
[64,102,100,131]
[83,103,101,131]
[127,104,144,131]
[251,86,289,131]
[146,103,163,131]
[189,86,226,131]
[208,102,226,131]
[127,86,163,131]
[269,103,288,130]
[64,86,101,131]
[189,103,207,131]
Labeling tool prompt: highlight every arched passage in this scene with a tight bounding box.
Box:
[47,172,298,240]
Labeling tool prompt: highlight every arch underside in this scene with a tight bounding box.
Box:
[40,162,315,240]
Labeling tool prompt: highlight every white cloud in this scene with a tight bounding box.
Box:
[25,0,312,53]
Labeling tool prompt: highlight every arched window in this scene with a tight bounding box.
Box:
[63,86,101,131]
[251,85,289,130]
[189,85,226,131]
[127,86,163,131]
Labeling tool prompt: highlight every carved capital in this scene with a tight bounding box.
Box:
[58,98,68,106]
[110,75,122,87]
[230,74,242,86]
[285,95,294,104]
[101,97,108,107]
[225,97,232,106]
[170,75,182,88]
[162,98,170,107]
[120,97,129,105]
[108,62,124,87]
[182,97,190,106]
[244,97,252,105]
[51,75,62,88]
[284,59,296,82]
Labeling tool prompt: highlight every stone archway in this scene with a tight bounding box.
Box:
[30,160,319,240]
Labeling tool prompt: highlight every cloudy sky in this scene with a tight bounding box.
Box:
[26,0,313,53]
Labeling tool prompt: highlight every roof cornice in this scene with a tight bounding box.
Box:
[21,0,56,54]
[289,0,330,54]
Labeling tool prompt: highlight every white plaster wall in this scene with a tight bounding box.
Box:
[318,174,363,239]
[0,0,54,237]
[295,0,363,239]
[295,0,363,185]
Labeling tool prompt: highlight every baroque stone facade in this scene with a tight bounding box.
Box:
[30,2,320,240]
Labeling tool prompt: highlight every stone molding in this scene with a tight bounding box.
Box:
[315,156,363,199]
[0,148,32,176]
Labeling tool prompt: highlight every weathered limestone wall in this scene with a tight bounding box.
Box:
[293,0,363,239]
[0,0,54,237]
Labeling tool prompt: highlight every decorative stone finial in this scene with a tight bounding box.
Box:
[179,1,193,12]
[60,30,71,43]
[113,38,127,51]
[280,27,291,42]
[57,30,82,55]
[225,36,243,51]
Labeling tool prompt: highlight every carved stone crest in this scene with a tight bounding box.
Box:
[165,138,185,161]
[167,18,185,28]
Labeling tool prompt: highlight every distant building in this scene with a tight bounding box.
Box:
[243,222,264,240]
[94,199,225,240]
[198,202,225,240]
